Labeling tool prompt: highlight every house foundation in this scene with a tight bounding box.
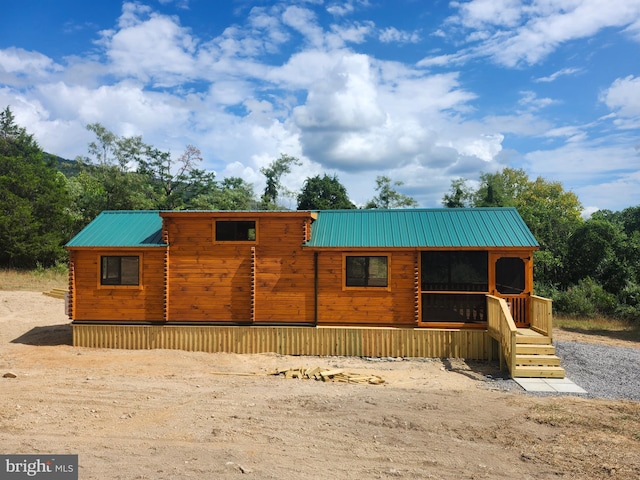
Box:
[72,324,498,360]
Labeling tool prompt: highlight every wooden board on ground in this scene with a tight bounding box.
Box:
[268,367,384,385]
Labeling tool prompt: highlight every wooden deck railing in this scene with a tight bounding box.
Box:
[530,295,553,339]
[486,295,517,374]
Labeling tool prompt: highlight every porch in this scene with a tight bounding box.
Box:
[71,295,562,378]
[487,295,565,378]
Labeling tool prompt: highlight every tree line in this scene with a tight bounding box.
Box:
[2,106,639,321]
[443,170,640,321]
[0,107,415,267]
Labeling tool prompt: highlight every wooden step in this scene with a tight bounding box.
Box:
[515,354,562,366]
[515,335,552,345]
[516,344,556,355]
[43,288,68,299]
[512,365,566,378]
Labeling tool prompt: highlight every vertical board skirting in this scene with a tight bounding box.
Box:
[72,324,493,359]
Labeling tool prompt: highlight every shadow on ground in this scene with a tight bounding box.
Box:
[11,324,72,346]
[442,358,511,381]
[559,325,640,344]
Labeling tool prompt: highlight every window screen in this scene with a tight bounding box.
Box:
[215,221,256,241]
[345,256,388,287]
[421,251,488,292]
[495,257,525,294]
[101,256,139,286]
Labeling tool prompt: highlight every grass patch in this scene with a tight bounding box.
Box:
[0,266,68,292]
[554,315,640,343]
[527,400,640,441]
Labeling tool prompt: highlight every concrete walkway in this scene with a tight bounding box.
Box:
[514,377,587,394]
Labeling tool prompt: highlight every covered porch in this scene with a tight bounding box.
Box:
[71,294,562,379]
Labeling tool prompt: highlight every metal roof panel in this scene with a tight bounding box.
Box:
[305,208,538,248]
[66,211,165,247]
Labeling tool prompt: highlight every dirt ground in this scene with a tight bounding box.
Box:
[1,292,639,479]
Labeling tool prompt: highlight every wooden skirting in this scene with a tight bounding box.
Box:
[72,324,497,360]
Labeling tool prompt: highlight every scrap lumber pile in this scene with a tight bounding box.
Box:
[268,367,384,385]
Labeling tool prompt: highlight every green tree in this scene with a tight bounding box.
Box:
[472,168,529,207]
[66,170,109,233]
[297,174,355,210]
[259,154,302,210]
[365,176,418,209]
[86,122,145,169]
[442,178,473,208]
[73,123,153,220]
[618,205,640,236]
[191,177,256,210]
[566,219,630,294]
[442,167,583,288]
[0,106,71,267]
[138,144,215,210]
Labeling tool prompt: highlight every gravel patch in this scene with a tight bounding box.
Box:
[554,341,640,401]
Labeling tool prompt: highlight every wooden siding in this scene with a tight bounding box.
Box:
[68,211,539,331]
[165,217,251,321]
[69,249,165,321]
[165,214,315,323]
[316,251,417,326]
[253,216,315,323]
[72,324,496,359]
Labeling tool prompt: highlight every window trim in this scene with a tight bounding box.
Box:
[213,219,258,244]
[97,254,143,290]
[342,253,391,291]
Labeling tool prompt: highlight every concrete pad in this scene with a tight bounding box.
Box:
[515,377,586,394]
[515,379,556,392]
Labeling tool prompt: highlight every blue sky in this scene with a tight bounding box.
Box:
[2,0,640,214]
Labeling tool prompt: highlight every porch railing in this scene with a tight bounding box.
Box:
[486,295,517,374]
[530,295,553,339]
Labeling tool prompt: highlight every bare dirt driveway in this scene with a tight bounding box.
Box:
[1,291,639,479]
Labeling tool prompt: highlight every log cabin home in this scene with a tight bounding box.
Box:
[65,208,563,378]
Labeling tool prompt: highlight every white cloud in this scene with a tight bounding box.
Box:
[534,67,581,83]
[0,48,62,83]
[450,0,523,29]
[282,6,325,48]
[518,90,558,111]
[99,4,197,86]
[578,170,640,213]
[326,3,355,17]
[4,0,637,213]
[524,142,638,184]
[601,75,640,117]
[416,51,471,68]
[379,27,420,44]
[447,0,640,67]
[326,22,374,48]
[326,0,370,17]
[543,126,587,143]
[294,53,384,130]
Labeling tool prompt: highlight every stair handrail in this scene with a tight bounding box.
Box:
[530,295,553,340]
[487,295,517,376]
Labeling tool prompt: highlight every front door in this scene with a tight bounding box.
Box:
[491,254,532,327]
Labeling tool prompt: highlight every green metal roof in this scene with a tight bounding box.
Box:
[66,211,165,248]
[67,208,538,249]
[305,208,538,248]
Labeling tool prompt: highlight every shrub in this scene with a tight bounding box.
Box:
[614,283,640,322]
[554,277,617,318]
